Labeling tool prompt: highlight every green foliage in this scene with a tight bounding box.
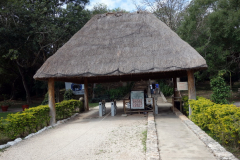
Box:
[64,89,74,100]
[210,74,230,104]
[90,3,127,16]
[41,92,48,105]
[0,99,83,139]
[0,0,91,101]
[1,105,50,139]
[157,80,173,96]
[189,97,240,147]
[0,100,13,107]
[106,83,133,100]
[142,130,147,152]
[182,96,189,116]
[55,99,83,120]
[92,83,133,102]
[178,0,240,79]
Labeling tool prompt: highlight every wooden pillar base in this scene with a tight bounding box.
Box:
[84,78,89,111]
[187,70,196,117]
[48,78,56,125]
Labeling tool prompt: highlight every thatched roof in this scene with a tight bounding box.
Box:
[34,12,207,83]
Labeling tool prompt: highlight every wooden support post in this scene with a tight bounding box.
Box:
[172,78,177,111]
[48,78,56,126]
[84,78,89,111]
[187,70,196,117]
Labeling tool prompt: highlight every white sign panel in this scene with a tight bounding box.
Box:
[65,82,84,95]
[177,82,188,91]
[146,98,153,105]
[131,91,144,109]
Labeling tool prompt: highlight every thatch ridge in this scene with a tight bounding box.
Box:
[34,12,207,82]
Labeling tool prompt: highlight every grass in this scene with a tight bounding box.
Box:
[142,130,147,152]
[0,112,15,119]
[89,103,99,108]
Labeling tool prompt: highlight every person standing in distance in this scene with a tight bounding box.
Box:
[152,83,156,94]
[155,83,159,94]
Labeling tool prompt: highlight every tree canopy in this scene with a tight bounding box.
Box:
[177,0,240,80]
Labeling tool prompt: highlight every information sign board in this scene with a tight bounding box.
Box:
[65,82,84,95]
[177,82,188,91]
[131,91,144,109]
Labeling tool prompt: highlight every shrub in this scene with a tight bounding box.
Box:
[64,89,73,100]
[210,75,230,104]
[41,92,48,105]
[55,100,83,120]
[92,82,133,102]
[182,96,189,116]
[157,80,173,96]
[1,105,50,139]
[189,97,240,147]
[0,99,83,140]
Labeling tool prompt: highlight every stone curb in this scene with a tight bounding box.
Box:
[146,112,161,160]
[173,108,239,160]
[0,113,79,150]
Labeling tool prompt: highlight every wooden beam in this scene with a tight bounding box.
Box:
[48,78,56,125]
[187,70,196,117]
[84,78,89,111]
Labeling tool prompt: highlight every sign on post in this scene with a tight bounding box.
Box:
[65,82,84,95]
[177,82,188,91]
[131,91,144,109]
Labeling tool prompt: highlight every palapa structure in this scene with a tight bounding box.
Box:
[34,12,207,125]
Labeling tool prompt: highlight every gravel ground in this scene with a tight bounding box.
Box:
[0,102,147,160]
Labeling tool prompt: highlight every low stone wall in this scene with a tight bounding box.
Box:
[173,108,239,160]
[146,112,161,160]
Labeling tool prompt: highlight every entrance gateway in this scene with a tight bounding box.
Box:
[34,12,207,125]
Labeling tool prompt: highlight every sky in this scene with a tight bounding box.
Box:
[85,0,143,12]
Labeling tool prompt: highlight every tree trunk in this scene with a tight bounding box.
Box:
[10,77,18,100]
[17,65,32,104]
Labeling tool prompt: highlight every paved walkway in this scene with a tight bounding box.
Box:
[155,97,216,160]
[0,102,147,160]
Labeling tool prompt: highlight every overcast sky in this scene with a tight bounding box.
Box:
[85,0,142,12]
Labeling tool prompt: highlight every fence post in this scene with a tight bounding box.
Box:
[111,100,117,116]
[99,102,103,117]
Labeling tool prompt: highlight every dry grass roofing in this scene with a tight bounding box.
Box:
[34,12,207,83]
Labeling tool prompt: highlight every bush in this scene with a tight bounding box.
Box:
[64,89,73,100]
[55,100,83,120]
[210,75,230,104]
[157,80,173,96]
[0,99,83,140]
[182,96,189,116]
[92,82,133,102]
[189,97,240,147]
[41,92,48,105]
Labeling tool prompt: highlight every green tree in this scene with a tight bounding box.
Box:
[90,3,127,16]
[178,0,240,79]
[210,71,230,104]
[0,0,90,103]
[135,0,188,31]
